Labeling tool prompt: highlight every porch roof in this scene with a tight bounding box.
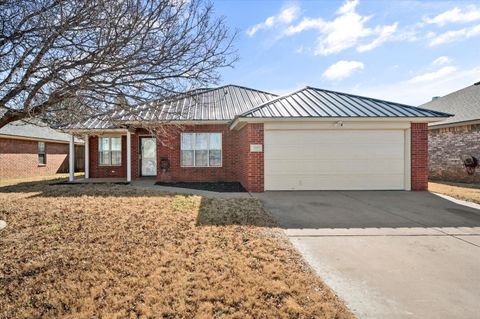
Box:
[66,85,277,130]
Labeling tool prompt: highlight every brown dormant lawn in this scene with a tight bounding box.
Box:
[0,178,352,318]
[429,181,480,205]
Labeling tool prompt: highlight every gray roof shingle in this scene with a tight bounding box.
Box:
[0,120,82,143]
[239,87,451,119]
[419,82,480,127]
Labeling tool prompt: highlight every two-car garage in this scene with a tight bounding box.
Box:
[263,122,410,191]
[233,86,449,192]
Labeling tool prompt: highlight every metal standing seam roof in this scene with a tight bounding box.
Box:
[239,86,452,119]
[67,85,278,129]
[419,82,480,127]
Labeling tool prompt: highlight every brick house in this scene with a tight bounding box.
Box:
[419,82,480,183]
[0,119,84,179]
[65,85,448,192]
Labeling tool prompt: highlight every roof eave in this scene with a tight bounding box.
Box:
[229,116,451,130]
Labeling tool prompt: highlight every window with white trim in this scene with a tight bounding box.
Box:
[99,137,122,166]
[181,133,222,167]
[38,142,46,165]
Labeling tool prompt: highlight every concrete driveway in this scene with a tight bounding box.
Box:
[253,191,480,319]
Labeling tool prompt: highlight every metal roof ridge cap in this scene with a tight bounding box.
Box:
[237,86,310,118]
[225,84,279,97]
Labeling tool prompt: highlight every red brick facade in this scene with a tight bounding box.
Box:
[89,135,128,178]
[237,123,264,192]
[411,123,429,191]
[0,137,82,179]
[155,124,239,183]
[87,122,429,192]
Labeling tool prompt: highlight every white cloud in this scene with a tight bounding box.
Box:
[408,66,457,83]
[284,0,399,55]
[357,22,398,52]
[429,24,480,46]
[432,56,452,66]
[423,6,480,26]
[352,66,480,105]
[246,5,300,37]
[322,60,364,80]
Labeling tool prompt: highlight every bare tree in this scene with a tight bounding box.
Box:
[0,0,237,128]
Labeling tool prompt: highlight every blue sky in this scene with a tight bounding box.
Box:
[213,0,480,105]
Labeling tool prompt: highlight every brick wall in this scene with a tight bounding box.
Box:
[429,124,480,183]
[411,123,428,191]
[155,124,239,183]
[0,137,70,179]
[237,123,264,192]
[89,136,127,178]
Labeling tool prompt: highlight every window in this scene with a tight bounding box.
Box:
[99,137,122,166]
[38,142,46,165]
[181,133,222,167]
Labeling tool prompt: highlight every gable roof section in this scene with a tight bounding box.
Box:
[67,85,278,129]
[239,87,451,119]
[419,82,480,127]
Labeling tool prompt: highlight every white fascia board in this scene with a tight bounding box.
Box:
[230,116,450,130]
[428,119,480,129]
[0,133,84,145]
[122,120,229,125]
[62,128,130,135]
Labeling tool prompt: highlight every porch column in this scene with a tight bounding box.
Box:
[84,134,90,179]
[126,131,132,182]
[69,135,75,182]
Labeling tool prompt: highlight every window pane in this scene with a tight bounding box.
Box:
[111,151,121,165]
[99,137,109,152]
[38,154,45,165]
[181,150,194,166]
[209,150,221,167]
[195,150,208,166]
[38,142,45,153]
[195,133,208,150]
[111,137,121,151]
[181,133,194,150]
[99,151,110,165]
[209,133,221,150]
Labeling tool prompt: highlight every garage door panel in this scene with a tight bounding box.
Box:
[266,144,404,159]
[267,130,404,144]
[266,158,405,175]
[266,174,405,190]
[265,129,406,190]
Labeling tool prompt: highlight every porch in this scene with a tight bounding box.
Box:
[68,130,157,183]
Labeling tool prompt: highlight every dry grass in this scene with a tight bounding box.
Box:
[0,180,352,319]
[0,173,83,187]
[429,181,480,204]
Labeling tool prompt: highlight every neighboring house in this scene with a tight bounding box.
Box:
[0,119,84,179]
[420,82,480,183]
[65,85,448,192]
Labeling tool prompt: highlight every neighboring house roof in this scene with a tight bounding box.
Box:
[419,82,480,127]
[0,111,82,143]
[239,87,451,119]
[68,85,278,129]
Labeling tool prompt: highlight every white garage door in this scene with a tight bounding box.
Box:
[265,129,406,190]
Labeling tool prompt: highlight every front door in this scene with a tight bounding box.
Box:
[140,137,157,176]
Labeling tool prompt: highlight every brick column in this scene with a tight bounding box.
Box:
[411,123,428,191]
[238,123,264,192]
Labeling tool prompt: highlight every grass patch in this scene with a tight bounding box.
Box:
[429,181,480,204]
[0,181,352,318]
